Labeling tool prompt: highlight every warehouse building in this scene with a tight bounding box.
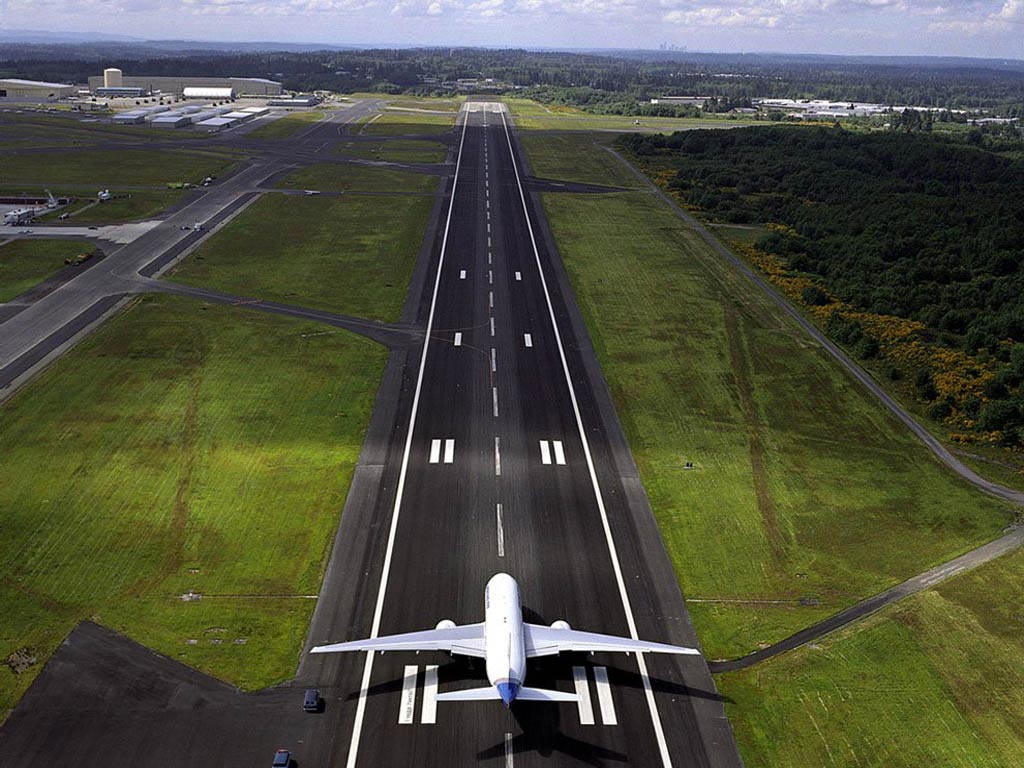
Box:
[88,71,282,97]
[0,78,76,100]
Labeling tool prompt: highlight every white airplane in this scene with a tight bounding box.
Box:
[310,572,700,707]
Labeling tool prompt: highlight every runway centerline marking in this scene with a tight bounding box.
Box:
[399,665,417,724]
[499,106,676,767]
[422,665,438,725]
[489,291,494,309]
[515,271,522,281]
[496,503,505,557]
[429,439,441,464]
[491,347,497,372]
[454,332,462,347]
[539,440,552,465]
[489,270,493,284]
[490,317,495,336]
[505,733,514,768]
[594,666,617,725]
[443,438,455,464]
[493,386,499,417]
[460,269,467,280]
[524,333,533,348]
[344,109,469,768]
[494,436,502,476]
[553,440,566,465]
[573,666,595,726]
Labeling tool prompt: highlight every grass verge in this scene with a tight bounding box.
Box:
[0,240,86,301]
[171,191,431,322]
[0,294,386,712]
[1,149,235,187]
[540,188,1012,659]
[519,133,643,188]
[336,138,448,164]
[277,163,439,194]
[246,110,324,139]
[361,111,455,136]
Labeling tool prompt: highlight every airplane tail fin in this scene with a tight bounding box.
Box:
[436,686,577,703]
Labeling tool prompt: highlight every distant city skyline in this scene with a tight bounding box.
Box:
[2,0,1023,60]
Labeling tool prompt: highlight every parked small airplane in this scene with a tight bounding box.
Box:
[310,572,700,707]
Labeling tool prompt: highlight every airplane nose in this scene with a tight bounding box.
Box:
[497,682,519,708]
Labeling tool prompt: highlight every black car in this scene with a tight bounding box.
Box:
[303,688,321,713]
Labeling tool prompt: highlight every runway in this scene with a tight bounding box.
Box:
[0,100,739,766]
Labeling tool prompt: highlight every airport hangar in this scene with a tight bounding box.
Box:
[87,69,282,97]
[0,79,76,99]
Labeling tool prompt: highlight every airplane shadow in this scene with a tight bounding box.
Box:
[478,705,627,766]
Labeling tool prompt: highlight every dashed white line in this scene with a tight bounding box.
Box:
[488,236,492,248]
[539,440,552,465]
[505,733,514,768]
[594,667,618,726]
[494,436,501,476]
[493,386,499,417]
[489,270,493,285]
[573,666,595,726]
[399,666,418,724]
[496,503,505,557]
[429,439,441,464]
[489,291,494,309]
[490,316,495,336]
[524,333,533,348]
[491,347,497,372]
[553,440,566,465]
[514,271,522,281]
[454,332,462,347]
[487,222,491,233]
[460,269,467,280]
[443,438,455,464]
[422,665,438,725]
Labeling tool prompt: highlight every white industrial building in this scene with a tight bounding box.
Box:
[0,78,76,100]
[195,116,238,132]
[183,87,235,100]
[223,110,254,122]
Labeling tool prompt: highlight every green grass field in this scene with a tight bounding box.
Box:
[171,191,431,321]
[518,133,644,188]
[246,110,325,139]
[361,110,456,136]
[278,162,439,194]
[0,240,86,301]
[0,294,386,711]
[540,188,1012,659]
[336,138,448,164]
[721,546,1024,766]
[504,99,763,132]
[1,149,235,187]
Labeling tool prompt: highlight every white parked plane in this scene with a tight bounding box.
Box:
[310,572,700,707]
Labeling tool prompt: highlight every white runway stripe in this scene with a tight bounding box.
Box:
[594,667,617,725]
[422,665,438,725]
[490,317,495,336]
[573,666,595,726]
[515,271,522,281]
[493,386,499,418]
[505,733,514,768]
[491,347,497,372]
[494,436,501,476]
[460,269,466,279]
[454,332,462,347]
[524,333,533,348]
[399,666,417,724]
[443,438,455,464]
[429,439,441,464]
[496,503,505,557]
[539,440,552,465]
[553,440,566,465]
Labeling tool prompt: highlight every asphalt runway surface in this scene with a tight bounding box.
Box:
[0,101,741,766]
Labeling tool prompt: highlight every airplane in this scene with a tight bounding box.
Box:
[310,572,700,707]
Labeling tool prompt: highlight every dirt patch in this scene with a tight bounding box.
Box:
[6,648,37,675]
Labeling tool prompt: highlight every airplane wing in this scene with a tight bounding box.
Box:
[523,624,701,658]
[310,623,486,658]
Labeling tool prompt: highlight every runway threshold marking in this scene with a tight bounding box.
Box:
[594,667,618,725]
[572,666,595,725]
[539,440,552,465]
[515,271,522,281]
[460,269,467,279]
[524,333,533,348]
[443,438,455,464]
[496,502,505,557]
[454,332,463,347]
[422,665,438,724]
[553,440,566,465]
[499,107,676,766]
[344,111,470,768]
[399,665,418,724]
[429,439,441,463]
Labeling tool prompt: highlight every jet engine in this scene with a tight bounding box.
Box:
[435,619,456,630]
[550,620,571,631]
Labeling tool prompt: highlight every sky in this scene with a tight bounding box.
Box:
[2,0,1023,58]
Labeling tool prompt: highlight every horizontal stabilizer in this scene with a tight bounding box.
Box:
[436,686,577,703]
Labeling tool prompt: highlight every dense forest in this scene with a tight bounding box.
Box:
[3,44,1023,116]
[620,126,1024,445]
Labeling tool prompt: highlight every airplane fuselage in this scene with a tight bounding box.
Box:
[484,572,526,706]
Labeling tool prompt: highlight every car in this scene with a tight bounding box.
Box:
[180,225,191,231]
[303,688,321,712]
[303,190,321,196]
[271,748,291,767]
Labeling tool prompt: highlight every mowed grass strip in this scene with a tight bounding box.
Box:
[721,546,1024,766]
[505,99,762,132]
[0,240,86,302]
[171,191,431,321]
[361,110,456,136]
[539,189,1012,658]
[1,148,235,187]
[519,133,643,188]
[278,162,439,194]
[336,138,448,164]
[247,110,325,139]
[0,294,386,708]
